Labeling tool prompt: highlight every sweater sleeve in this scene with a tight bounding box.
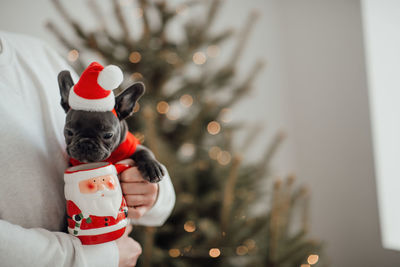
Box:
[0,220,119,267]
[130,165,176,226]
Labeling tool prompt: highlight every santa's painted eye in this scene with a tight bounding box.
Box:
[103,133,114,139]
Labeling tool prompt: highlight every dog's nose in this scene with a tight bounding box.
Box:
[78,141,95,151]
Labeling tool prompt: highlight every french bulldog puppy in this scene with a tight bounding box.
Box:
[58,70,164,183]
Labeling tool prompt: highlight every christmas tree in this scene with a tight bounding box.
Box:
[48,0,325,266]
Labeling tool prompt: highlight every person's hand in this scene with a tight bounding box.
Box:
[120,159,159,219]
[116,224,142,267]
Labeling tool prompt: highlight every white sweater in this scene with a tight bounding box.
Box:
[0,31,175,267]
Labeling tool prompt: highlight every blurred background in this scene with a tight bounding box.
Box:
[1,0,400,266]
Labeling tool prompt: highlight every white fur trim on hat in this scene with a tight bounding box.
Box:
[68,85,115,112]
[64,162,117,184]
[98,65,123,90]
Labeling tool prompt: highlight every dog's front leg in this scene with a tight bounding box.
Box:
[131,145,165,183]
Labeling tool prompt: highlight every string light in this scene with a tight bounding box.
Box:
[208,146,221,160]
[207,45,220,58]
[207,121,221,135]
[156,101,169,114]
[67,49,79,62]
[193,51,207,65]
[219,108,233,123]
[243,239,256,250]
[131,72,143,81]
[217,151,231,165]
[307,254,319,265]
[209,248,221,258]
[180,94,193,107]
[179,143,195,158]
[165,52,180,65]
[166,105,181,120]
[133,7,143,18]
[183,220,196,232]
[169,248,180,258]
[236,245,248,256]
[129,51,141,63]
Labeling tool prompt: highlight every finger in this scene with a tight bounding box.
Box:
[123,224,133,237]
[125,194,156,207]
[116,158,135,166]
[125,195,146,206]
[120,167,147,183]
[121,182,157,195]
[128,206,149,219]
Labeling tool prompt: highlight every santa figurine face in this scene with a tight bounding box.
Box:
[65,162,124,219]
[79,174,116,194]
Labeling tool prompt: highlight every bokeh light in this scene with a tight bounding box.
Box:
[209,248,221,258]
[193,51,207,65]
[236,245,248,256]
[180,94,193,107]
[166,105,181,120]
[183,220,196,232]
[129,51,142,63]
[180,143,195,158]
[131,72,143,81]
[67,49,79,62]
[307,254,319,265]
[156,101,169,114]
[217,151,231,165]
[209,146,221,160]
[207,121,221,135]
[219,108,233,123]
[169,248,180,258]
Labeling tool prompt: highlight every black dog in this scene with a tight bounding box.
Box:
[58,70,164,183]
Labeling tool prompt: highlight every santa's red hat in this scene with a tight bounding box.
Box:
[69,62,123,112]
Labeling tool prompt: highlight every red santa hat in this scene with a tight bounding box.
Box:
[68,62,123,112]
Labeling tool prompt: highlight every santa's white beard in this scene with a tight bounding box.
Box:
[66,183,122,219]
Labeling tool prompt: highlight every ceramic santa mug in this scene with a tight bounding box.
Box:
[64,161,130,245]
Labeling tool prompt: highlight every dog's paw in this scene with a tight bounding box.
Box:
[136,159,165,183]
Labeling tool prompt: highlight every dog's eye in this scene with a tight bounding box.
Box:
[103,133,114,139]
[66,130,74,137]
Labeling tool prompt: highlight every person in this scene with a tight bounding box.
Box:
[0,31,175,267]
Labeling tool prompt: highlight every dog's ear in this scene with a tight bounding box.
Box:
[58,70,74,113]
[115,82,145,120]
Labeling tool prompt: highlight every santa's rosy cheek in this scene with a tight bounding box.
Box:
[106,181,115,189]
[88,183,95,190]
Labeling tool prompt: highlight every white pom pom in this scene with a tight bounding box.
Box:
[97,65,123,90]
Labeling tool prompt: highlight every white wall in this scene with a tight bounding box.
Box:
[1,0,400,266]
[278,0,400,266]
[362,0,400,252]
